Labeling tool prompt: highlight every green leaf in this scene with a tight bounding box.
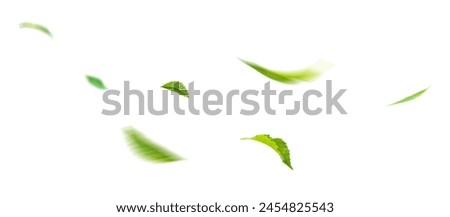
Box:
[241,134,293,170]
[86,75,107,90]
[19,22,53,38]
[239,59,333,84]
[388,87,430,106]
[123,127,183,163]
[161,81,189,97]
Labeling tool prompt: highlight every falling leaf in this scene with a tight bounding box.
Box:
[241,134,293,169]
[388,87,430,106]
[86,75,107,90]
[239,59,333,84]
[123,127,183,163]
[19,22,52,38]
[161,81,189,97]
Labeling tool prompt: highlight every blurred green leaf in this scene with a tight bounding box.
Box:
[241,134,293,170]
[123,127,183,163]
[239,59,332,84]
[389,87,430,106]
[19,22,52,38]
[161,81,189,97]
[86,75,106,90]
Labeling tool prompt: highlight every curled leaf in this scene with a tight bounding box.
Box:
[161,81,189,97]
[388,87,430,106]
[86,75,106,90]
[19,22,52,38]
[123,127,183,163]
[239,59,333,84]
[241,134,293,169]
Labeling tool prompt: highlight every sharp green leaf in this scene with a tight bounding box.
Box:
[241,134,293,170]
[19,22,52,38]
[86,75,107,90]
[123,127,183,163]
[161,81,189,97]
[388,87,430,106]
[239,59,333,84]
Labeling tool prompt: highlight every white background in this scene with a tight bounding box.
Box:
[0,0,449,216]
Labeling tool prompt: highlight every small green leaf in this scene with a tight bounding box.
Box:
[239,59,333,84]
[241,134,293,170]
[161,81,189,97]
[19,22,53,38]
[86,75,106,90]
[123,127,183,163]
[388,87,430,106]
